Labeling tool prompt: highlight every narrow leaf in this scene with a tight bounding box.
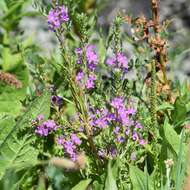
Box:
[71,179,91,190]
[104,160,118,190]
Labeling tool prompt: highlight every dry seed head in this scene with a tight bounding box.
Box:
[75,152,86,169]
[149,35,167,53]
[49,153,86,170]
[134,15,147,26]
[0,71,22,89]
[49,157,76,169]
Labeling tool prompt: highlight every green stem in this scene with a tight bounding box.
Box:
[150,60,157,128]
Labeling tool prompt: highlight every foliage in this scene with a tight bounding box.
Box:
[0,0,189,189]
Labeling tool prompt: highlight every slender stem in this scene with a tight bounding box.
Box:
[151,0,159,33]
[150,60,157,128]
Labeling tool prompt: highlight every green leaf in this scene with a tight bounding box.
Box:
[175,130,188,190]
[171,97,187,127]
[0,62,29,117]
[157,102,174,111]
[163,120,180,156]
[71,179,91,190]
[2,1,24,19]
[0,92,51,179]
[0,116,15,146]
[0,0,7,12]
[0,101,22,117]
[104,160,118,190]
[0,136,38,179]
[129,165,153,190]
[93,180,104,190]
[0,168,28,190]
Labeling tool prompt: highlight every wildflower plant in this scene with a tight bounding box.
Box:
[0,0,189,190]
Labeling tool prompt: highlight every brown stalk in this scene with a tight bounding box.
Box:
[150,0,168,84]
[151,0,160,33]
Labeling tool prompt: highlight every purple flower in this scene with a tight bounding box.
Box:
[106,113,116,121]
[86,45,98,63]
[75,48,83,64]
[59,6,69,22]
[57,135,81,161]
[116,53,128,70]
[98,150,106,158]
[63,141,75,154]
[117,136,125,143]
[125,129,130,135]
[85,74,96,89]
[109,147,117,158]
[75,48,82,54]
[47,5,69,31]
[86,45,98,71]
[51,95,63,107]
[47,9,61,30]
[78,126,84,132]
[126,108,136,115]
[71,134,82,145]
[117,107,129,125]
[135,123,143,129]
[75,45,98,70]
[113,127,120,135]
[34,119,59,136]
[106,57,116,66]
[76,70,84,82]
[36,114,44,122]
[70,153,77,161]
[139,139,146,145]
[132,132,139,141]
[105,52,128,71]
[57,136,65,145]
[35,126,49,136]
[93,117,108,128]
[43,120,58,130]
[110,97,124,109]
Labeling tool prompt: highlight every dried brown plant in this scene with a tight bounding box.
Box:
[0,71,22,89]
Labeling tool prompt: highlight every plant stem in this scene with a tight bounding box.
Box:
[151,0,168,84]
[151,0,159,33]
[150,60,157,128]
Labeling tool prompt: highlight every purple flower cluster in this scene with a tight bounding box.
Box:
[57,134,82,161]
[110,97,146,145]
[51,95,63,108]
[83,96,146,159]
[110,97,136,126]
[47,5,69,31]
[75,45,98,90]
[33,115,59,136]
[106,52,129,72]
[90,108,110,129]
[85,74,96,89]
[86,45,98,71]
